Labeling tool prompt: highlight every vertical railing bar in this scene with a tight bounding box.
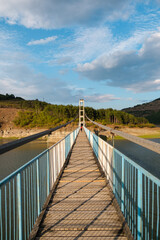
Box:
[137,170,142,240]
[5,185,7,240]
[17,173,22,240]
[156,186,159,240]
[9,181,11,240]
[39,158,42,210]
[113,149,115,195]
[151,181,154,240]
[23,171,26,240]
[128,163,130,227]
[13,178,15,240]
[30,164,33,229]
[47,150,50,196]
[126,162,128,221]
[33,164,36,224]
[117,156,119,204]
[32,164,35,226]
[148,179,150,240]
[53,148,56,183]
[116,155,118,204]
[33,163,36,224]
[0,188,2,240]
[36,159,40,216]
[26,168,29,238]
[28,167,31,234]
[33,162,36,225]
[121,156,124,214]
[134,168,136,238]
[129,164,132,230]
[131,166,134,235]
[144,176,147,240]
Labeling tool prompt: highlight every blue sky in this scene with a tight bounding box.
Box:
[0,0,160,109]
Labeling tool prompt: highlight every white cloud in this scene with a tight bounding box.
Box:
[0,77,38,97]
[0,29,83,104]
[27,36,57,46]
[126,79,160,92]
[85,94,120,103]
[76,30,160,92]
[54,26,113,65]
[0,0,135,29]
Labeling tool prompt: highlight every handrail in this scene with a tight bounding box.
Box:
[84,126,160,240]
[0,115,78,155]
[0,130,76,186]
[85,115,160,154]
[0,127,80,240]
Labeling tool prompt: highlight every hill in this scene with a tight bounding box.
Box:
[0,93,150,129]
[122,98,160,124]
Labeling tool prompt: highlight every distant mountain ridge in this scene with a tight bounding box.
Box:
[122,98,160,124]
[0,93,24,101]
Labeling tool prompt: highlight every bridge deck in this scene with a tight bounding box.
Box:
[36,130,128,239]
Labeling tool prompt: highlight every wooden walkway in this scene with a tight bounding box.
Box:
[35,130,128,239]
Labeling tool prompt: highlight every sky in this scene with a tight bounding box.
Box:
[0,0,160,109]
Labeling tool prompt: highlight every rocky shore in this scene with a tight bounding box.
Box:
[0,127,72,143]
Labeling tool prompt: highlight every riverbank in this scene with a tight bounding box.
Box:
[0,124,160,141]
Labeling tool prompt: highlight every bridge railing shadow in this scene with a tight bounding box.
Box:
[84,126,160,240]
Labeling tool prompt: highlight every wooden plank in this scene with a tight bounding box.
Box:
[36,130,128,239]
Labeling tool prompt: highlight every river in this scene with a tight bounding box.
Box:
[108,138,160,179]
[0,139,53,180]
[0,138,160,181]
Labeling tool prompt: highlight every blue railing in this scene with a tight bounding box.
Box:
[84,127,160,240]
[0,128,79,240]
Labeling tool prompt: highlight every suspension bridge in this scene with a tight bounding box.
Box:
[0,99,159,240]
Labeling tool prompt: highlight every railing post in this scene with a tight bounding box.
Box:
[137,171,143,240]
[17,173,23,240]
[36,159,40,215]
[0,188,2,240]
[113,150,115,195]
[47,150,50,195]
[53,147,56,182]
[121,156,125,214]
[157,185,159,240]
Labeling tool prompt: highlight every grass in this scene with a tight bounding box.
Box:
[114,136,124,140]
[102,134,160,141]
[138,134,160,139]
[0,137,19,140]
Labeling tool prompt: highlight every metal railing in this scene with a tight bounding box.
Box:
[0,128,79,240]
[84,127,160,240]
[85,115,160,154]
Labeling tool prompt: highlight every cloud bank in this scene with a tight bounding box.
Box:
[77,31,160,92]
[0,0,135,29]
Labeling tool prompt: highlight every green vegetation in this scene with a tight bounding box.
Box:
[0,93,24,101]
[123,98,160,124]
[13,104,79,128]
[85,107,148,125]
[139,134,160,139]
[0,93,152,128]
[146,111,160,124]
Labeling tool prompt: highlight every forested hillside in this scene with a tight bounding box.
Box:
[0,93,150,128]
[123,98,160,124]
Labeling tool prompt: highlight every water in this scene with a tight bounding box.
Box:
[0,139,53,180]
[108,138,160,179]
[0,138,160,181]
